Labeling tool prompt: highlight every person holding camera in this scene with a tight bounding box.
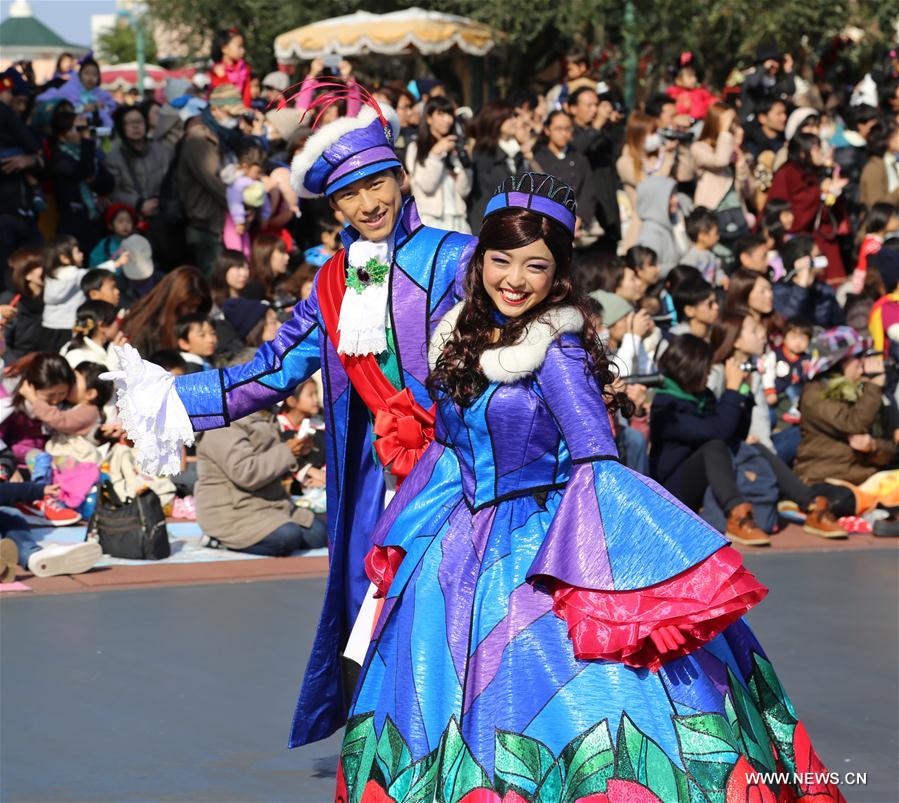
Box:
[617,111,678,249]
[766,131,849,283]
[692,102,756,245]
[405,96,472,233]
[772,235,845,329]
[795,326,897,487]
[652,333,846,546]
[48,107,114,254]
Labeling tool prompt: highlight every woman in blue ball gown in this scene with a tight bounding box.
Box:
[337,173,843,803]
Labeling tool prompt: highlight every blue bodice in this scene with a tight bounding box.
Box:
[434,335,622,510]
[437,381,571,511]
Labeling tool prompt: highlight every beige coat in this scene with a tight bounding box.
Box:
[195,410,312,549]
[405,141,472,230]
[859,156,899,211]
[691,131,755,214]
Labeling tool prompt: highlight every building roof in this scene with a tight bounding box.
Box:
[0,0,82,50]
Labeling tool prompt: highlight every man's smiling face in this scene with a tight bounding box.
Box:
[329,170,404,242]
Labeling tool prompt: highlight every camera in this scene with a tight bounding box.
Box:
[658,127,694,144]
[623,373,666,388]
[321,52,341,77]
[450,117,472,169]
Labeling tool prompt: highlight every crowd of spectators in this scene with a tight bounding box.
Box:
[1,33,899,580]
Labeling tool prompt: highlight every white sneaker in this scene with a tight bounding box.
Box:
[27,542,102,578]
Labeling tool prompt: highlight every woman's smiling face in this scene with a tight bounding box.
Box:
[482,239,557,318]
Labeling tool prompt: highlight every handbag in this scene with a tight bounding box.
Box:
[715,169,750,240]
[87,482,170,560]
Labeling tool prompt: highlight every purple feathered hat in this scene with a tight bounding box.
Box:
[289,82,401,199]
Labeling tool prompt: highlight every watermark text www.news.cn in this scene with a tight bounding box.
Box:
[745,771,867,786]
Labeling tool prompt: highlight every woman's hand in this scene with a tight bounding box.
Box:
[848,433,875,453]
[339,60,353,80]
[18,380,37,403]
[303,466,326,488]
[100,422,126,440]
[720,108,737,133]
[140,198,159,217]
[626,382,648,410]
[821,175,848,196]
[0,304,18,323]
[792,256,815,288]
[43,484,61,498]
[307,58,324,77]
[287,436,314,458]
[430,135,457,157]
[862,354,887,386]
[628,309,654,339]
[724,356,749,390]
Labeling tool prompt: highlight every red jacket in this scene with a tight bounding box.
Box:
[766,160,848,281]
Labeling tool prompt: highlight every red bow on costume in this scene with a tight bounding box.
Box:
[373,388,435,483]
[318,249,436,487]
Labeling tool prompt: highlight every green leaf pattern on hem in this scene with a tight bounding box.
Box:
[339,652,818,803]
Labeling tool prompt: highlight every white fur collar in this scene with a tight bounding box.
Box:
[428,302,584,384]
[290,105,400,199]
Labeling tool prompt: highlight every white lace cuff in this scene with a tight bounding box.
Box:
[101,344,195,476]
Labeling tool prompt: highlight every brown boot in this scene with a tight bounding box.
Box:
[726,503,772,546]
[0,537,19,583]
[803,497,848,539]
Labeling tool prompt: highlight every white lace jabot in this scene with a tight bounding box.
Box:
[101,344,195,476]
[337,237,393,356]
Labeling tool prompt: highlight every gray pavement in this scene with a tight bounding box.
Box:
[1,549,897,802]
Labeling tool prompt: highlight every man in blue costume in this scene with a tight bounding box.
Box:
[105,99,476,747]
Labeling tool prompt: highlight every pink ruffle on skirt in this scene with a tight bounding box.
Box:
[545,546,768,672]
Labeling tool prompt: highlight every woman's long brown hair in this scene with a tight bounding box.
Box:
[427,207,631,415]
[121,266,212,354]
[249,234,286,297]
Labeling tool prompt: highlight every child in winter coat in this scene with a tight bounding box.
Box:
[852,201,899,295]
[88,203,136,268]
[42,235,88,351]
[60,300,122,372]
[635,175,689,276]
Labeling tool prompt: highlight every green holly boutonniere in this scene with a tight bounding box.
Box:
[346,257,390,294]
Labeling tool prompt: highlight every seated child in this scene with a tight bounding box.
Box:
[0,354,103,523]
[668,276,720,341]
[42,235,88,351]
[304,220,342,268]
[88,203,137,268]
[761,317,813,425]
[853,201,899,295]
[176,313,218,371]
[680,207,723,286]
[276,378,326,494]
[759,199,793,281]
[80,268,122,309]
[60,300,122,371]
[733,233,770,274]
